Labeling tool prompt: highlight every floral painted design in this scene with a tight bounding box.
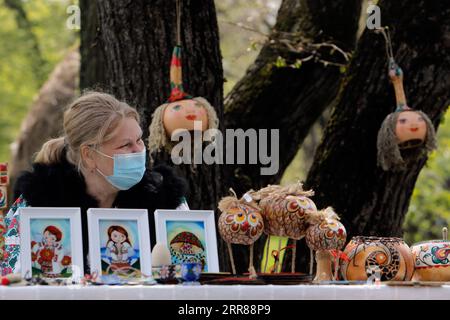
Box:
[1,195,29,275]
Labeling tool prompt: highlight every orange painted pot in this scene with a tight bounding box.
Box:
[340,236,414,281]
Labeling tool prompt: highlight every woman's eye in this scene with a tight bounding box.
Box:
[417,116,424,122]
[399,119,407,124]
[173,105,182,111]
[195,103,203,108]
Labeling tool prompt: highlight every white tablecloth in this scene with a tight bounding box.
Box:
[0,284,449,300]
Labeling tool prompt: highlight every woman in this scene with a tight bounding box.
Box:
[2,92,188,275]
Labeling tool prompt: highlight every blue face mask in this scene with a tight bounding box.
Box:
[94,149,146,191]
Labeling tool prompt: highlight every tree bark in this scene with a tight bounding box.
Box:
[306,0,450,243]
[222,0,362,273]
[79,0,107,90]
[91,0,230,268]
[223,0,363,195]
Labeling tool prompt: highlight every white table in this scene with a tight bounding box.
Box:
[0,284,449,300]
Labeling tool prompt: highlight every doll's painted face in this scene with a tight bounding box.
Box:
[43,231,57,246]
[111,230,127,244]
[163,99,208,135]
[395,111,427,144]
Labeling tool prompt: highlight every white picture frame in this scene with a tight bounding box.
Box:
[154,209,219,273]
[87,208,151,278]
[19,207,84,281]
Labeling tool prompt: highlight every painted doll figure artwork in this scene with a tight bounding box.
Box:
[166,221,208,272]
[99,220,140,275]
[30,219,72,278]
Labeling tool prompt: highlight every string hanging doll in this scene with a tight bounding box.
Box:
[148,0,219,158]
[376,27,437,171]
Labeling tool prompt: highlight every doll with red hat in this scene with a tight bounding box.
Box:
[148,1,219,158]
[148,45,219,156]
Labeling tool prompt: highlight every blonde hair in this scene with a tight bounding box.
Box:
[35,91,140,171]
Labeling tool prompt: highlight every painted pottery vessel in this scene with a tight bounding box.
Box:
[411,240,450,281]
[340,236,414,281]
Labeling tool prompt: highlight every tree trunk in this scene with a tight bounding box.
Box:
[79,0,107,90]
[223,0,363,195]
[306,0,450,244]
[89,0,230,268]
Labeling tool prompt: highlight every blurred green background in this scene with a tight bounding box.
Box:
[0,0,448,244]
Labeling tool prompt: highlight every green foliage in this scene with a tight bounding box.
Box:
[0,0,78,163]
[403,108,450,244]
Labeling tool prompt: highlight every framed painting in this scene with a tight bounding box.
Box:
[19,207,84,280]
[87,208,151,278]
[154,210,219,272]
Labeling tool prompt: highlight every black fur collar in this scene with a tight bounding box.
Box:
[14,154,188,271]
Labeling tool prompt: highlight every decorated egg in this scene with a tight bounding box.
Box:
[151,242,172,267]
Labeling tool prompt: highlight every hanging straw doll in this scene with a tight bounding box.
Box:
[376,27,437,171]
[148,1,219,158]
[218,190,264,278]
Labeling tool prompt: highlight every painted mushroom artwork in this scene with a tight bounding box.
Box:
[169,231,207,271]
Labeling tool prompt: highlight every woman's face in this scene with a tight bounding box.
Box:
[162,99,208,135]
[111,230,126,244]
[395,111,427,144]
[44,231,57,246]
[94,117,145,176]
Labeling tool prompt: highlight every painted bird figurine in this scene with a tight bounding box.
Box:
[251,183,317,273]
[218,190,264,277]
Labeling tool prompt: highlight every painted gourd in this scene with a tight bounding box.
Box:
[163,99,209,135]
[411,240,450,281]
[340,236,414,281]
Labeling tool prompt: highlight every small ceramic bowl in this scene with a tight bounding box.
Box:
[152,264,181,284]
[181,262,202,284]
